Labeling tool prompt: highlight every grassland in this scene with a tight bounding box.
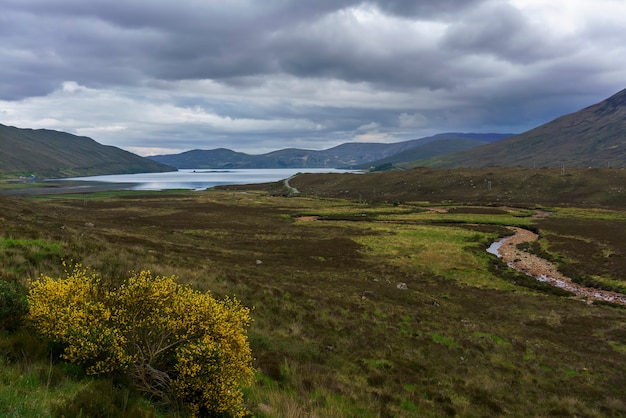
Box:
[1,168,626,417]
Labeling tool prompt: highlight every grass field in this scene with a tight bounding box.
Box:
[1,168,626,416]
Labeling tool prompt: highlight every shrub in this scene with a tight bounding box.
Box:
[27,265,254,417]
[0,279,28,331]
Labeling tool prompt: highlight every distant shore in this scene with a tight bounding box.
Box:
[0,180,137,196]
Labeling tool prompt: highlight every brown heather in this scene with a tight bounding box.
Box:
[1,166,626,416]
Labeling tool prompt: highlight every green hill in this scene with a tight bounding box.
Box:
[359,138,490,170]
[0,124,175,178]
[424,88,626,168]
[226,166,626,209]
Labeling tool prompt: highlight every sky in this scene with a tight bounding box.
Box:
[1,0,625,156]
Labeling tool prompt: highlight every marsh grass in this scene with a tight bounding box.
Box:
[551,207,626,220]
[0,238,63,282]
[373,210,535,227]
[0,358,160,418]
[1,186,626,416]
[351,222,512,288]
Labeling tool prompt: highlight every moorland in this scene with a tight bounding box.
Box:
[1,166,626,417]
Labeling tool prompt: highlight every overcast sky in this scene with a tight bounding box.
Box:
[1,0,625,156]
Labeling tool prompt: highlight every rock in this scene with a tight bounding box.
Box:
[396,282,408,290]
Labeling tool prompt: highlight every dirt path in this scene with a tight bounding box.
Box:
[491,227,626,306]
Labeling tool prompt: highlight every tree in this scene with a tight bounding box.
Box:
[27,264,254,417]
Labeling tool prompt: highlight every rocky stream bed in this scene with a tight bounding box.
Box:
[488,227,626,306]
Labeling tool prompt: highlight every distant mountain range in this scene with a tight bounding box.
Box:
[420,88,626,168]
[0,124,174,178]
[151,88,626,170]
[2,88,624,178]
[148,133,511,169]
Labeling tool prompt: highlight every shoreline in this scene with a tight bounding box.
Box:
[0,180,138,196]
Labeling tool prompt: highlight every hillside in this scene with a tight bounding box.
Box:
[149,133,510,169]
[0,124,175,178]
[222,166,626,209]
[354,137,490,170]
[424,89,626,168]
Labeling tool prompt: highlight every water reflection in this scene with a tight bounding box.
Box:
[62,168,358,191]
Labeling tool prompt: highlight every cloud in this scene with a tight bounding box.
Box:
[372,0,484,18]
[398,113,428,128]
[1,0,625,155]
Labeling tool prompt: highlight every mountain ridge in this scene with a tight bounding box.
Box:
[421,88,626,168]
[149,133,510,169]
[3,88,625,177]
[0,123,175,178]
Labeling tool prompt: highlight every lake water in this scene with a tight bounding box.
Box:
[62,168,357,191]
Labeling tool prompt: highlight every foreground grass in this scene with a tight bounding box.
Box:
[1,188,626,416]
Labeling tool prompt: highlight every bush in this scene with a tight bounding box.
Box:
[0,279,28,331]
[27,265,254,417]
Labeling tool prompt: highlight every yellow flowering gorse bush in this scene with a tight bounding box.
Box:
[28,264,254,417]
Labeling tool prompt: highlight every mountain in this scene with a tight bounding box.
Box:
[149,133,510,169]
[352,134,512,170]
[425,89,626,168]
[0,124,175,178]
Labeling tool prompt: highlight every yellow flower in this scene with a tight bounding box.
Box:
[28,266,254,416]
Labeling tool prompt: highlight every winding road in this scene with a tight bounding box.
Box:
[284,175,299,195]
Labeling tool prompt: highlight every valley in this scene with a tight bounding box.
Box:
[2,4,625,416]
[1,167,626,417]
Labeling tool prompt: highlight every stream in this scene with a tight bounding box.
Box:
[487,227,626,306]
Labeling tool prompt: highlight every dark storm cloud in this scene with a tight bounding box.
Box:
[1,0,625,154]
[0,0,487,96]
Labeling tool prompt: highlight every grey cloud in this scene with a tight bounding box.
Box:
[1,0,625,155]
[1,4,163,99]
[266,12,457,91]
[441,2,566,64]
[371,0,484,18]
[1,0,483,98]
[274,50,455,91]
